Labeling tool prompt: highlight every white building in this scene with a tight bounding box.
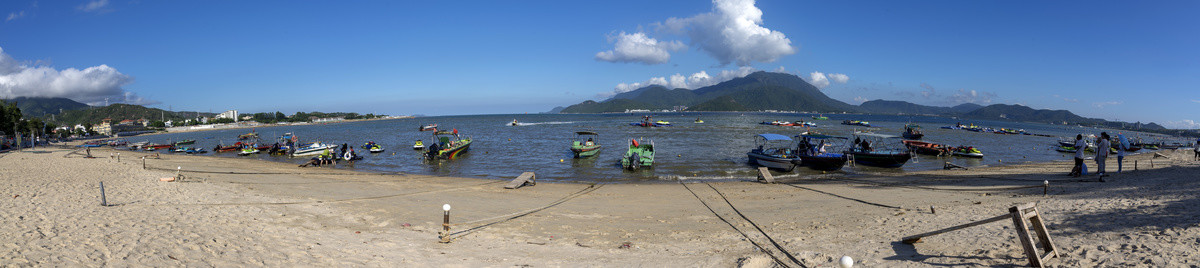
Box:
[215,110,239,122]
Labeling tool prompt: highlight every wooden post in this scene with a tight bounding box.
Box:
[142,156,146,169]
[756,167,775,184]
[1043,180,1048,196]
[99,181,108,207]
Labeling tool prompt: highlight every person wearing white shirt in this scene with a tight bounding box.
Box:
[1096,132,1111,176]
[1070,134,1085,177]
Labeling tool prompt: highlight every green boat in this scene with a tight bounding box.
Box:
[172,139,196,145]
[425,129,472,160]
[570,131,602,158]
[620,139,654,170]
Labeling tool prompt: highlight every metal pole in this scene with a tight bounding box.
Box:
[1043,180,1049,196]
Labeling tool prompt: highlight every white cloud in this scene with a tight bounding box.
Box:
[806,71,849,89]
[603,66,759,97]
[827,73,849,84]
[1191,99,1200,104]
[656,0,796,66]
[948,89,996,104]
[6,11,25,22]
[853,96,867,104]
[78,0,110,13]
[0,46,154,106]
[808,72,829,88]
[595,32,686,65]
[1161,119,1200,129]
[1092,101,1121,108]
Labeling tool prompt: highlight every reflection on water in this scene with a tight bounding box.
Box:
[133,113,1164,182]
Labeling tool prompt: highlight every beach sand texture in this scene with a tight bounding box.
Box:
[2,145,1198,267]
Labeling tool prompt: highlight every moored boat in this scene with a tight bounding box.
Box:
[746,134,799,171]
[291,142,338,157]
[238,132,259,140]
[841,120,871,127]
[425,129,472,160]
[419,124,438,131]
[570,131,602,158]
[845,133,910,168]
[902,140,948,156]
[173,139,196,145]
[901,124,924,140]
[413,140,425,150]
[793,134,849,171]
[238,147,260,156]
[621,139,654,170]
[950,146,984,158]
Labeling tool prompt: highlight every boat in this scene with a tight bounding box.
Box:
[621,139,654,170]
[238,132,259,140]
[654,120,672,126]
[173,147,189,153]
[128,141,149,148]
[950,146,984,158]
[419,124,438,131]
[510,119,519,126]
[794,134,849,171]
[255,144,272,151]
[185,147,207,154]
[570,131,602,158]
[363,142,384,153]
[901,124,924,140]
[845,133,911,168]
[413,140,425,150]
[694,119,704,124]
[238,147,260,156]
[172,139,196,145]
[214,142,242,153]
[811,115,829,120]
[902,140,948,156]
[291,142,339,157]
[144,144,173,151]
[1055,146,1078,153]
[841,120,871,127]
[425,129,472,160]
[746,134,799,171]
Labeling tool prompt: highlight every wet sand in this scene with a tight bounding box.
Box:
[2,144,1198,267]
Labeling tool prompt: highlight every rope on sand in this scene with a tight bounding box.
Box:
[442,183,603,240]
[780,183,903,210]
[837,178,1048,192]
[679,181,804,268]
[146,165,398,176]
[706,183,807,268]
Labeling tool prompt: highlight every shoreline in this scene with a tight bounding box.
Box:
[3,143,1198,266]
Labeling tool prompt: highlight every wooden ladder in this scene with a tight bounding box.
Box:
[902,202,1059,267]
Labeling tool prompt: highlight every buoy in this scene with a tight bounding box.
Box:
[677,154,681,157]
[560,159,564,162]
[839,256,854,268]
[508,139,511,141]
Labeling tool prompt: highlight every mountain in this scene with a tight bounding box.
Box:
[544,106,566,114]
[950,103,984,114]
[560,71,858,113]
[56,104,215,125]
[859,100,954,115]
[961,104,1103,124]
[2,97,90,117]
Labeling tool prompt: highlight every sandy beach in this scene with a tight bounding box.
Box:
[2,144,1198,267]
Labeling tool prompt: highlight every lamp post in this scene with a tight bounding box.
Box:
[440,204,452,243]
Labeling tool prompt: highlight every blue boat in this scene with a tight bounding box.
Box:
[793,134,850,171]
[746,134,800,171]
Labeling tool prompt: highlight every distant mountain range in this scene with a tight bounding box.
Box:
[560,72,857,113]
[56,104,216,126]
[2,97,90,117]
[555,71,1168,132]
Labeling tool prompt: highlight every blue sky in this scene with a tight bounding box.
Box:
[1,0,1197,128]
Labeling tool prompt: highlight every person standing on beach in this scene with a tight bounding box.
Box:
[1070,134,1085,177]
[1117,133,1127,173]
[1096,132,1110,176]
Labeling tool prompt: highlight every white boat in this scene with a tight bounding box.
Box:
[291,142,338,157]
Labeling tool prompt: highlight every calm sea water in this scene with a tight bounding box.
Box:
[133,113,1167,182]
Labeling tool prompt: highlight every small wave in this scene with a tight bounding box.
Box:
[507,121,582,126]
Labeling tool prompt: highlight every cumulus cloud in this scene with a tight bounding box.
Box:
[594,32,686,65]
[806,71,849,89]
[1191,99,1200,104]
[1092,101,1121,108]
[604,67,759,97]
[948,89,996,104]
[78,0,110,13]
[1161,119,1200,129]
[0,46,154,106]
[853,96,867,104]
[657,0,796,66]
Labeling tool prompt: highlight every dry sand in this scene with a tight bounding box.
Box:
[2,144,1198,267]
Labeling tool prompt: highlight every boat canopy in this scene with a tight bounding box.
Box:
[799,134,847,140]
[575,131,599,135]
[756,133,792,141]
[853,132,901,139]
[434,130,455,135]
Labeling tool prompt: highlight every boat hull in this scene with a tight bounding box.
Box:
[571,144,602,158]
[428,140,472,160]
[847,151,911,168]
[794,153,848,171]
[747,151,797,171]
[621,145,654,170]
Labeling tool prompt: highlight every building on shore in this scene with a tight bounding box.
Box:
[215,110,239,122]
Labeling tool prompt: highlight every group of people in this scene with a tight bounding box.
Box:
[1068,132,1126,178]
[299,143,360,168]
[850,137,872,152]
[796,137,829,156]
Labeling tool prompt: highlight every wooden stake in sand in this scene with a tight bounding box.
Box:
[901,202,1059,267]
[756,167,775,184]
[99,181,108,207]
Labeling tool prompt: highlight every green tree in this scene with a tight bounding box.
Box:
[150,121,166,128]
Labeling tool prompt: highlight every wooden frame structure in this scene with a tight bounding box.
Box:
[756,167,775,184]
[902,202,1059,267]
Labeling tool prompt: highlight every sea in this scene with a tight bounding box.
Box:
[131,113,1175,182]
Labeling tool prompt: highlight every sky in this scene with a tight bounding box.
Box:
[0,0,1198,128]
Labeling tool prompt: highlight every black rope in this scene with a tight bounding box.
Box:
[445,184,603,240]
[781,183,902,210]
[706,183,806,268]
[679,181,794,268]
